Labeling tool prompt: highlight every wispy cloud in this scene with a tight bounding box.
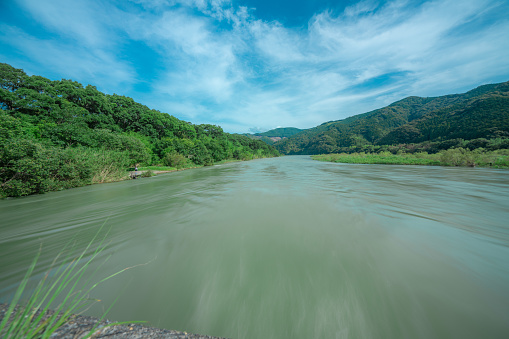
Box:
[16,0,114,47]
[139,9,241,102]
[1,0,508,132]
[0,23,134,91]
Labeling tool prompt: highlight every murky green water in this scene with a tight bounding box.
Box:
[1,156,509,338]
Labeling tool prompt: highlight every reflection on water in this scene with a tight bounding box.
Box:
[1,156,509,338]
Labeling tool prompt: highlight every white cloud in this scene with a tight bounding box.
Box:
[16,0,113,48]
[2,0,508,133]
[248,20,306,62]
[131,9,242,102]
[344,0,379,17]
[156,0,508,131]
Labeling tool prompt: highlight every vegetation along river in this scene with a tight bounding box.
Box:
[1,156,509,339]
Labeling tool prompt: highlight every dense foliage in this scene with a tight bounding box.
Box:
[275,81,509,155]
[0,63,279,197]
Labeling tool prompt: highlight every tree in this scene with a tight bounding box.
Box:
[162,151,188,169]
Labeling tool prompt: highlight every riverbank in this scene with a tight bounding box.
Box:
[0,304,226,339]
[131,165,203,178]
[0,157,265,199]
[136,158,244,175]
[131,158,246,177]
[311,148,509,168]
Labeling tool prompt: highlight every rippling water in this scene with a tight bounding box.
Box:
[1,156,509,338]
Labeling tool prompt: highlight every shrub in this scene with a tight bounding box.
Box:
[439,148,475,166]
[0,140,132,197]
[162,151,189,169]
[139,169,154,178]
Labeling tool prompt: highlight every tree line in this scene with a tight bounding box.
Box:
[0,63,279,197]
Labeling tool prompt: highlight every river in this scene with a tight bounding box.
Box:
[1,156,509,338]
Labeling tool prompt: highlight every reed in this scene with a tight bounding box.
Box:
[0,225,142,339]
[312,149,509,168]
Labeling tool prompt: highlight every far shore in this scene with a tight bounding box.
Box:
[311,149,509,168]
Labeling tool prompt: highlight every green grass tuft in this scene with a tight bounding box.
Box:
[0,224,145,339]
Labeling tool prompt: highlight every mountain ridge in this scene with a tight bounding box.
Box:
[274,81,509,154]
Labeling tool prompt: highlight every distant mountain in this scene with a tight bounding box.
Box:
[244,127,304,144]
[254,127,303,138]
[274,81,509,154]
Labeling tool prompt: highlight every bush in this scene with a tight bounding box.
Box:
[0,140,131,197]
[465,138,489,150]
[162,151,189,169]
[139,169,155,177]
[0,140,90,197]
[438,148,475,166]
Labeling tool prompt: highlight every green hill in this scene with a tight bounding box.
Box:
[243,127,304,145]
[254,127,303,138]
[275,81,509,154]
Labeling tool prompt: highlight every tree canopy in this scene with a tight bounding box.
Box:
[0,63,279,197]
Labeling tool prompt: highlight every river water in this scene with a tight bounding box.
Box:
[1,156,509,338]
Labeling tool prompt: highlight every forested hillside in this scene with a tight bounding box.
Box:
[243,127,304,145]
[0,63,279,197]
[254,127,303,138]
[275,81,509,154]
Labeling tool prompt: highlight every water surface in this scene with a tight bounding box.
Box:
[1,156,509,338]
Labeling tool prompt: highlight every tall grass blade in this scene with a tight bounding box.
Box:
[0,223,147,339]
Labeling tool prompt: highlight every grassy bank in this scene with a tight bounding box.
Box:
[137,158,242,173]
[136,164,201,173]
[0,148,269,199]
[311,148,509,168]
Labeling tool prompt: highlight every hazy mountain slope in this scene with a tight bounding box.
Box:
[379,87,509,144]
[274,81,509,154]
[243,127,304,145]
[254,127,303,138]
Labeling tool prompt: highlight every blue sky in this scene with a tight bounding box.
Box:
[1,0,508,133]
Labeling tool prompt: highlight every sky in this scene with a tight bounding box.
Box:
[1,0,508,133]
